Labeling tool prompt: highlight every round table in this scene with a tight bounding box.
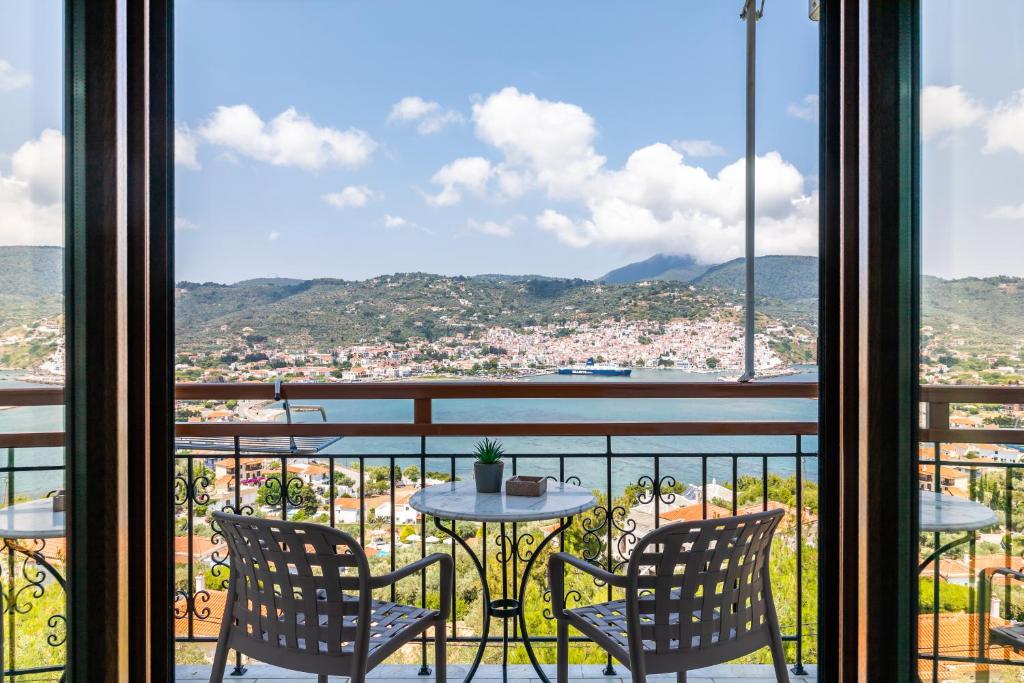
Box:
[410,480,596,683]
[918,491,999,572]
[0,498,66,681]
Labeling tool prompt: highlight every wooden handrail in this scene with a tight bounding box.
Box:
[0,387,64,406]
[919,385,1024,404]
[173,381,819,401]
[174,420,818,438]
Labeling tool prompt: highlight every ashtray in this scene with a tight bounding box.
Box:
[506,475,547,497]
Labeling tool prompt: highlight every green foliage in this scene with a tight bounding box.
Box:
[473,438,505,464]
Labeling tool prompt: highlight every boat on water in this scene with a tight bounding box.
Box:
[557,358,632,376]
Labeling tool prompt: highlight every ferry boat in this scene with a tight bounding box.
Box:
[557,358,632,376]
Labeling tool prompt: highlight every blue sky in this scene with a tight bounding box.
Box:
[1,1,1021,283]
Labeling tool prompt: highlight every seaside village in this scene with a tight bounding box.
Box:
[171,317,797,386]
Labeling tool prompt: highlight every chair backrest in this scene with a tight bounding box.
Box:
[213,512,371,661]
[624,508,784,662]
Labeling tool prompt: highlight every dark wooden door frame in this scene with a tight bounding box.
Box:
[127,0,175,681]
[65,0,175,680]
[64,0,129,680]
[830,0,921,680]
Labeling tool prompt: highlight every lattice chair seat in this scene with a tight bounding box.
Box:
[210,512,452,683]
[263,597,438,655]
[568,593,738,658]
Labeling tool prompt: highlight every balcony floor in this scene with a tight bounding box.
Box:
[175,663,815,683]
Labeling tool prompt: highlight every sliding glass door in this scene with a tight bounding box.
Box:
[917,1,1024,680]
[0,1,67,678]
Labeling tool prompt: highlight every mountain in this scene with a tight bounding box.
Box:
[600,253,709,284]
[693,255,819,302]
[0,246,64,328]
[174,273,739,349]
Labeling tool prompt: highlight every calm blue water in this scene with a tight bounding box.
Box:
[0,373,65,498]
[0,367,818,498]
[286,367,820,496]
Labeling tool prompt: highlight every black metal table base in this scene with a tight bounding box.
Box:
[1,538,66,683]
[434,516,573,683]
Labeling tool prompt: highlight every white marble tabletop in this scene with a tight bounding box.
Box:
[919,491,998,533]
[0,499,65,540]
[410,480,596,523]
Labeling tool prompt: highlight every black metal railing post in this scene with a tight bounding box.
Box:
[792,435,807,676]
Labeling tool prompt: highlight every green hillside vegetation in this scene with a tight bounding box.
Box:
[175,273,744,350]
[0,246,63,327]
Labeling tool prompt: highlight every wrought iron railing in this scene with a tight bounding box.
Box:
[0,381,827,679]
[918,385,1024,681]
[172,381,819,676]
[0,387,65,681]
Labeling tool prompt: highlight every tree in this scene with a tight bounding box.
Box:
[404,465,420,483]
[705,356,719,369]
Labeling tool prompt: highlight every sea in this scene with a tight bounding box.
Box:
[0,367,818,499]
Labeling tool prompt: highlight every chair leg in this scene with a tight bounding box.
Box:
[208,643,228,683]
[435,622,447,683]
[676,672,687,683]
[556,619,569,683]
[767,617,791,683]
[318,676,328,683]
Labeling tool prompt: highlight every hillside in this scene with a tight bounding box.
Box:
[0,246,64,328]
[600,254,709,284]
[175,273,745,349]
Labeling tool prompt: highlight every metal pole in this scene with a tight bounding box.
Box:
[739,0,761,383]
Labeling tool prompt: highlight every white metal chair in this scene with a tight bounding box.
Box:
[549,508,789,683]
[211,512,452,683]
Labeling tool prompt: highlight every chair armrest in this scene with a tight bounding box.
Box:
[369,553,453,619]
[548,552,627,619]
[550,552,628,588]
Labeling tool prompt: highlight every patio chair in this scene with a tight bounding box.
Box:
[977,566,1024,655]
[210,512,452,683]
[548,509,788,683]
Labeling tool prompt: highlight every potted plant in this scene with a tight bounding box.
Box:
[473,438,505,493]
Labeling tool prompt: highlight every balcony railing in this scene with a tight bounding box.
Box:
[918,385,1024,681]
[2,380,823,679]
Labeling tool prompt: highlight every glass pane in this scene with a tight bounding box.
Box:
[919,1,1024,680]
[174,1,819,674]
[0,0,67,677]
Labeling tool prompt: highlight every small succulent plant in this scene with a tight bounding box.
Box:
[473,438,505,464]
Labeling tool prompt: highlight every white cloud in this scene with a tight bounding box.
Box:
[425,156,492,207]
[388,96,464,135]
[921,85,984,140]
[670,139,725,157]
[322,185,380,209]
[989,203,1024,221]
[985,89,1024,155]
[467,218,517,238]
[472,87,604,200]
[0,129,64,246]
[174,217,200,231]
[268,231,280,241]
[428,87,817,262]
[198,105,376,171]
[0,60,31,92]
[175,123,200,170]
[383,214,410,229]
[787,94,819,123]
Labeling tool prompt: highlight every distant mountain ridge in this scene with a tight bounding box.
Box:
[600,254,709,284]
[4,246,1024,358]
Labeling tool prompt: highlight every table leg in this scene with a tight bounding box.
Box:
[515,517,573,683]
[2,538,66,682]
[434,517,491,683]
[918,532,973,573]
